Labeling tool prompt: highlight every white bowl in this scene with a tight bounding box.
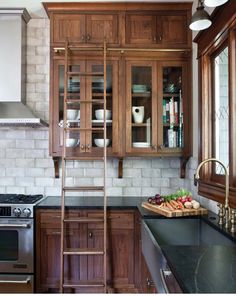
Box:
[95,109,111,120]
[67,109,80,120]
[94,138,110,147]
[66,139,79,147]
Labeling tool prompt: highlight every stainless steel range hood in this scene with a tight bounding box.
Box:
[0,8,48,127]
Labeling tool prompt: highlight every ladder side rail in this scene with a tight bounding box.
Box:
[103,39,107,293]
[60,40,69,293]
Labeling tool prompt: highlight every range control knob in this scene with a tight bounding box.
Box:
[22,208,31,218]
[13,207,22,217]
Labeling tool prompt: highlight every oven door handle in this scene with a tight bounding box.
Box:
[0,277,31,284]
[0,223,31,229]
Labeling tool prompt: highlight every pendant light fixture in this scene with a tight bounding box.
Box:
[204,0,228,7]
[189,0,212,31]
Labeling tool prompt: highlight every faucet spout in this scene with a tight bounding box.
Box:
[194,158,230,227]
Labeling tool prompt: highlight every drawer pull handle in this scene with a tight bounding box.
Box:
[89,232,93,238]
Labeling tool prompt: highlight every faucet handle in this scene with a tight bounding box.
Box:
[217,203,224,226]
[230,209,236,233]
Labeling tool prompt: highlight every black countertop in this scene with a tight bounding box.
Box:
[37,196,236,293]
[162,245,236,293]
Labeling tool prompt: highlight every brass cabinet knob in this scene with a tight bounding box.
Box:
[88,232,93,238]
[158,145,164,150]
[152,145,157,150]
[80,144,85,150]
[87,144,91,150]
[87,34,91,41]
[81,35,85,41]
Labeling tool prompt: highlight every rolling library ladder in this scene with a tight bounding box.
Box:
[60,40,108,293]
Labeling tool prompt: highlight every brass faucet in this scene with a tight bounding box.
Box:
[194,158,231,229]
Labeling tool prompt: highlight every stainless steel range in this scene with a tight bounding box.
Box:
[0,194,44,293]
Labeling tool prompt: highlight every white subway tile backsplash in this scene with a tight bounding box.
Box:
[6,187,25,194]
[123,187,141,196]
[16,140,35,149]
[6,168,24,177]
[141,168,161,177]
[0,178,15,186]
[16,177,34,187]
[132,178,151,187]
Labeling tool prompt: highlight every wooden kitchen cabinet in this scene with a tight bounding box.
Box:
[44,2,192,177]
[50,57,120,158]
[36,209,138,293]
[51,13,119,45]
[125,12,190,48]
[125,58,191,158]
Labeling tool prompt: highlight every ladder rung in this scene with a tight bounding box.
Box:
[66,99,104,104]
[65,127,104,132]
[67,71,104,77]
[64,156,104,161]
[64,217,104,223]
[63,280,104,288]
[63,186,104,192]
[68,45,104,51]
[64,248,104,255]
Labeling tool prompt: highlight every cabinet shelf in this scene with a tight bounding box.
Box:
[163,123,180,127]
[163,93,180,97]
[132,92,151,98]
[132,123,150,127]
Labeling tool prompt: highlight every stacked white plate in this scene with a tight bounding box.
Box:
[132,142,150,148]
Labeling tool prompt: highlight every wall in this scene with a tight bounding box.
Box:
[0,14,218,213]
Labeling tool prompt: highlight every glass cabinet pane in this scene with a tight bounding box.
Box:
[213,46,229,174]
[90,64,113,149]
[162,67,183,148]
[58,65,81,148]
[131,66,152,148]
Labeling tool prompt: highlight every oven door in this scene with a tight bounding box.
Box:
[0,218,33,273]
[0,274,33,293]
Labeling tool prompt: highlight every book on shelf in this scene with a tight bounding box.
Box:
[169,97,175,125]
[174,100,179,124]
[166,101,170,123]
[163,99,167,123]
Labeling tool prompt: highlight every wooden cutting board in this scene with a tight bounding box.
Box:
[142,201,208,217]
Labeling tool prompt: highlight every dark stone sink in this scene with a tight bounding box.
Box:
[144,218,235,246]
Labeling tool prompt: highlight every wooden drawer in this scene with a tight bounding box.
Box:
[87,211,134,229]
[38,210,80,228]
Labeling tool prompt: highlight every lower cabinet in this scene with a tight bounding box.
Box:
[140,254,157,293]
[36,209,138,293]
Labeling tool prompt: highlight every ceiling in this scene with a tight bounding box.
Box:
[0,0,193,18]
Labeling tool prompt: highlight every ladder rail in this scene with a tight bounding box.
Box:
[60,40,69,293]
[103,39,107,293]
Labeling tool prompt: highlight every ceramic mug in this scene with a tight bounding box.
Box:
[132,106,144,123]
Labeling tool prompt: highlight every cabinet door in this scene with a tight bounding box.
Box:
[86,211,135,290]
[158,15,188,46]
[86,14,119,45]
[85,60,120,156]
[157,62,187,154]
[125,60,157,154]
[36,211,83,293]
[51,60,86,156]
[52,14,86,44]
[125,14,157,45]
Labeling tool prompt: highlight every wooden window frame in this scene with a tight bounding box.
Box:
[194,1,236,208]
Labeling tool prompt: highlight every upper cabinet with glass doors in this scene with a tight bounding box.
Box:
[50,58,120,158]
[125,59,190,157]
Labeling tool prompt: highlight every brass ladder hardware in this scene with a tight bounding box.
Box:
[59,40,108,293]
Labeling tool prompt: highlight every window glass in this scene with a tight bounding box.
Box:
[213,47,229,174]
